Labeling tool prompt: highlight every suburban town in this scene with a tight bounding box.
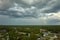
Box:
[0,26,60,40]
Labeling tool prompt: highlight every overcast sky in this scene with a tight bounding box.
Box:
[0,0,60,25]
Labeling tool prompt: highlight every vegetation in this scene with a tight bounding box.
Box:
[0,25,60,40]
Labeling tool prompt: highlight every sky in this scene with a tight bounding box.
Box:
[0,0,60,25]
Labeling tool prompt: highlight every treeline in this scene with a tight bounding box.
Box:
[0,25,60,32]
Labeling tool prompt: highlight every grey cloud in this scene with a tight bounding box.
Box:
[1,0,60,25]
[46,18,60,25]
[0,0,60,18]
[0,10,38,18]
[0,0,14,10]
[0,15,44,25]
[39,0,60,13]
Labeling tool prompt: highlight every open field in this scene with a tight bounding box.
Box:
[0,25,60,40]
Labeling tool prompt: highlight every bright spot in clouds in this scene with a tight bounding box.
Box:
[53,12,60,18]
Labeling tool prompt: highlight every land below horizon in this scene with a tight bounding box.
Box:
[0,25,60,40]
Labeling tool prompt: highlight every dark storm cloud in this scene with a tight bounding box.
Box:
[0,0,60,18]
[0,11,38,18]
[42,0,60,13]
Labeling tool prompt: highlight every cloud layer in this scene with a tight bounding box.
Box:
[0,0,60,18]
[0,0,60,25]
